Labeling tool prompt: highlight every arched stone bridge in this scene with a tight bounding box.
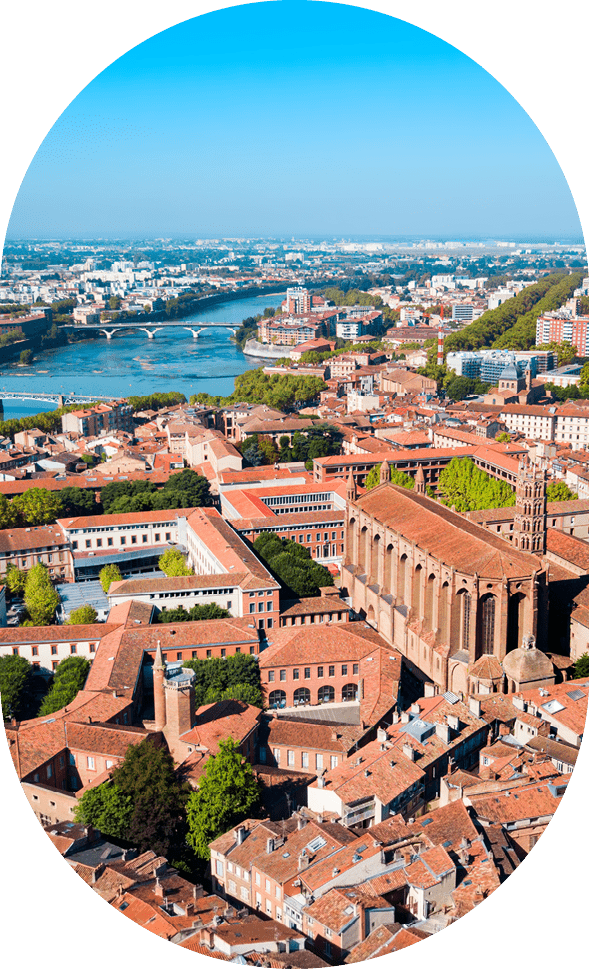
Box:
[60,322,238,340]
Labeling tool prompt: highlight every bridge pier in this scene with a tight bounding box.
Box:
[100,330,115,340]
[141,328,163,339]
[184,327,201,338]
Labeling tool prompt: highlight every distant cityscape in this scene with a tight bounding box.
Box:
[1,236,588,965]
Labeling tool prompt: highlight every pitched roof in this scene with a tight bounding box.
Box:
[355,483,542,578]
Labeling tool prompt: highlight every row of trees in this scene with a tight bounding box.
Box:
[191,369,326,412]
[239,425,342,468]
[0,470,214,530]
[100,470,212,515]
[75,735,261,867]
[38,655,91,716]
[157,603,229,624]
[253,532,334,598]
[127,391,186,411]
[181,653,263,708]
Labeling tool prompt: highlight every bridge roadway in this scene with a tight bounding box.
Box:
[0,392,118,406]
[59,321,238,340]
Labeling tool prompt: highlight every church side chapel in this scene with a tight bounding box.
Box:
[342,458,561,698]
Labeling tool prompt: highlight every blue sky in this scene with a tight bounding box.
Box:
[6,1,582,240]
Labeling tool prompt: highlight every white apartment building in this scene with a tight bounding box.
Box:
[499,403,589,447]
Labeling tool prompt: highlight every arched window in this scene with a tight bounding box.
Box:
[318,685,335,704]
[294,687,310,705]
[479,595,496,656]
[341,683,357,702]
[508,592,526,653]
[424,573,435,631]
[371,533,381,584]
[268,690,286,708]
[413,564,423,617]
[384,543,394,592]
[451,589,471,654]
[360,526,369,574]
[439,581,449,642]
[397,554,407,604]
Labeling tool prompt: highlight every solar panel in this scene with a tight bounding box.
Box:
[443,691,460,704]
[566,689,585,701]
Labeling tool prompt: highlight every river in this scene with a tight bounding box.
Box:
[0,291,286,420]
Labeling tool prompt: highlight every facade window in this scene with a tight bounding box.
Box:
[165,532,171,541]
[353,663,359,675]
[268,671,275,682]
[250,603,256,613]
[304,667,311,679]
[279,669,286,681]
[70,644,77,654]
[328,665,335,677]
[216,860,224,877]
[267,618,273,628]
[273,749,281,765]
[120,536,126,545]
[96,539,102,548]
[51,646,58,655]
[480,595,496,655]
[221,649,226,658]
[12,647,19,656]
[317,666,324,678]
[269,691,286,708]
[46,764,53,779]
[330,756,338,769]
[301,751,309,768]
[293,668,299,680]
[287,750,295,767]
[107,537,113,546]
[131,535,137,544]
[316,754,323,770]
[87,757,95,770]
[342,665,347,676]
[318,685,335,703]
[32,646,39,656]
[294,687,310,704]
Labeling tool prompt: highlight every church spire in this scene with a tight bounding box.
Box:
[379,460,391,485]
[415,465,426,495]
[346,471,357,502]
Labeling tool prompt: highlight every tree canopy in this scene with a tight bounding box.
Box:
[182,653,263,709]
[0,654,32,721]
[546,481,578,502]
[253,532,334,598]
[573,653,589,679]
[24,563,60,625]
[65,605,99,625]
[438,457,516,512]
[365,463,414,491]
[38,656,91,717]
[158,548,194,577]
[186,738,261,860]
[76,738,191,858]
[157,603,229,624]
[191,368,326,413]
[99,563,122,593]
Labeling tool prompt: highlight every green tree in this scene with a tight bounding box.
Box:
[74,782,134,839]
[573,653,589,679]
[60,486,98,517]
[157,603,229,623]
[65,605,99,625]
[365,463,414,491]
[496,432,511,443]
[0,654,32,720]
[111,739,191,857]
[99,563,122,593]
[13,487,64,526]
[158,549,193,577]
[5,564,27,596]
[0,493,19,529]
[547,481,578,502]
[38,656,91,716]
[438,457,515,512]
[186,738,261,860]
[19,349,34,365]
[253,533,334,598]
[24,563,60,625]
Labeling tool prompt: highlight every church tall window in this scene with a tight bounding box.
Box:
[480,595,496,655]
[461,591,471,651]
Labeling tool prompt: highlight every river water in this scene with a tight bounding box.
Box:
[0,291,286,420]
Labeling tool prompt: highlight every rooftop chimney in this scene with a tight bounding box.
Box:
[469,697,482,718]
[235,825,246,845]
[436,722,451,744]
[266,837,275,854]
[401,712,410,724]
[403,743,415,761]
[446,714,460,732]
[410,703,421,715]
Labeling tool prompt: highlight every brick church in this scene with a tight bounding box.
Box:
[342,459,558,698]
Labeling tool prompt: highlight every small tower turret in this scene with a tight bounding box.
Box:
[379,460,391,485]
[415,465,426,496]
[153,640,166,732]
[346,471,357,503]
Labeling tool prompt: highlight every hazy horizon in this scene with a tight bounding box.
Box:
[5,3,583,242]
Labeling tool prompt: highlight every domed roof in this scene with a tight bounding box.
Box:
[502,635,554,684]
[499,361,522,381]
